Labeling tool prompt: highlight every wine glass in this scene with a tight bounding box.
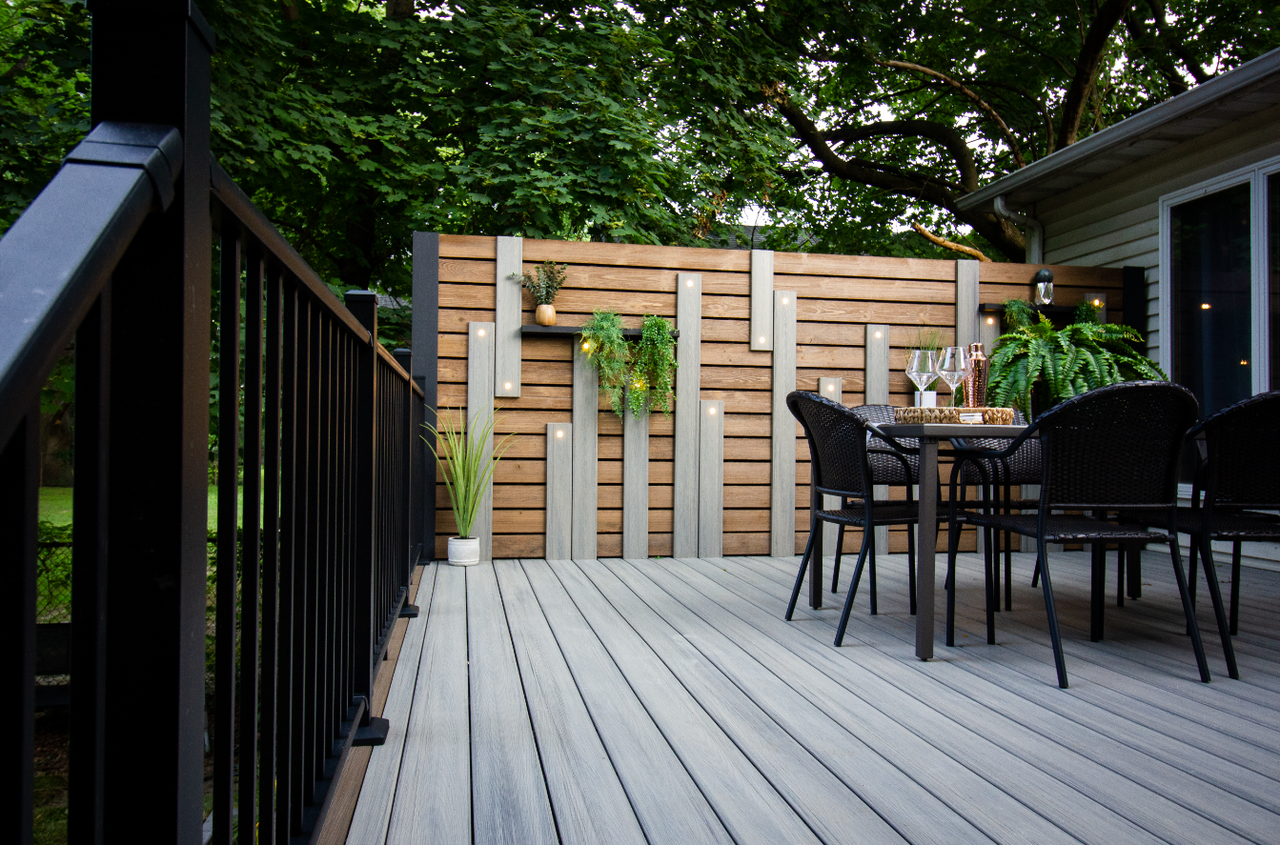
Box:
[906,350,937,406]
[937,346,970,407]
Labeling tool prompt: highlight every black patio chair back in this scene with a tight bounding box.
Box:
[852,404,920,485]
[1038,381,1194,510]
[789,392,874,499]
[1199,390,1280,510]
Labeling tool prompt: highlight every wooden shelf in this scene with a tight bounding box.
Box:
[520,324,679,340]
[978,302,1076,317]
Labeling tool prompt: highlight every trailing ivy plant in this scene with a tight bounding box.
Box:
[987,313,1167,416]
[628,314,678,417]
[579,309,631,417]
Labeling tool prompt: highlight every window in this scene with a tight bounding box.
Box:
[1160,157,1280,418]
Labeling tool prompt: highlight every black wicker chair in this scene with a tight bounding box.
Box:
[785,392,941,647]
[1178,391,1280,636]
[825,404,927,615]
[942,381,1233,688]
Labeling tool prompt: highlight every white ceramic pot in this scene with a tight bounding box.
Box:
[447,536,481,566]
[915,390,937,408]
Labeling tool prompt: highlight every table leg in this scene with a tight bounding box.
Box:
[915,439,938,660]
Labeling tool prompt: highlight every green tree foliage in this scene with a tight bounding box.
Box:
[634,0,1280,259]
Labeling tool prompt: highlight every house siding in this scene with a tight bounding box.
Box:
[1039,101,1280,364]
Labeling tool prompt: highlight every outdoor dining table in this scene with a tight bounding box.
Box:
[878,422,1028,660]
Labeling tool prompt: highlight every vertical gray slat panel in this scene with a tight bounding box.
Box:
[698,400,725,558]
[750,249,775,351]
[623,404,650,559]
[864,325,890,552]
[545,423,573,560]
[817,377,844,558]
[770,291,798,557]
[571,343,598,559]
[955,259,980,350]
[495,236,523,398]
[673,272,703,558]
[467,321,496,560]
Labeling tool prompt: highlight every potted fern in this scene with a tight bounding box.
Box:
[422,407,513,565]
[579,309,631,417]
[987,302,1166,417]
[515,260,567,326]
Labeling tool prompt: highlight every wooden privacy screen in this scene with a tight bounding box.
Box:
[425,234,1123,560]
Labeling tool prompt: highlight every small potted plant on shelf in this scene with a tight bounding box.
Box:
[515,260,567,326]
[422,407,513,565]
[987,301,1165,417]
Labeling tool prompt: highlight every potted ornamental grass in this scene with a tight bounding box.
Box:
[422,407,513,565]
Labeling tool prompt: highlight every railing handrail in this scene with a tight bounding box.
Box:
[0,123,182,445]
[209,159,372,345]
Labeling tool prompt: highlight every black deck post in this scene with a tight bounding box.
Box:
[411,233,439,560]
[345,291,378,711]
[90,2,215,842]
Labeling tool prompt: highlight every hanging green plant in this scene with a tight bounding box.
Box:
[628,314,677,418]
[579,309,630,417]
[987,312,1166,416]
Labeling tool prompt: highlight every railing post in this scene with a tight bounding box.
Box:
[90,2,215,843]
[345,290,378,712]
[392,347,420,596]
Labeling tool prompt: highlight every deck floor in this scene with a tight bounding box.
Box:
[345,550,1280,845]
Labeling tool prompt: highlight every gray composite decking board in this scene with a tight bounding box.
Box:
[518,559,736,845]
[598,558,993,845]
[936,563,1280,759]
[466,564,560,845]
[467,322,496,559]
[862,549,1280,737]
[697,401,723,558]
[955,260,980,350]
[770,292,797,558]
[758,558,1280,841]
[747,550,1280,814]
[347,564,438,845]
[821,556,1280,829]
[519,558,737,845]
[383,564,471,845]
[546,559,827,845]
[749,249,774,352]
[705,555,1260,845]
[570,345,597,559]
[545,424,572,560]
[585,558,911,845]
[670,557,1166,845]
[817,377,843,557]
[673,272,703,558]
[623,408,649,559]
[494,236,523,398]
[493,562,648,845]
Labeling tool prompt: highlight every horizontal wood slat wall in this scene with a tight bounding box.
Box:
[432,235,1124,559]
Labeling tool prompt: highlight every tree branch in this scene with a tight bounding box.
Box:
[912,223,990,261]
[1057,0,1131,149]
[875,58,1025,167]
[824,119,978,191]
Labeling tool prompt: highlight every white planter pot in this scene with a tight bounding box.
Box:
[915,390,937,408]
[447,536,480,566]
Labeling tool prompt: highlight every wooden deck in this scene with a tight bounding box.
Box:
[338,550,1280,845]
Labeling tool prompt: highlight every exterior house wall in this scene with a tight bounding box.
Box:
[1037,101,1280,365]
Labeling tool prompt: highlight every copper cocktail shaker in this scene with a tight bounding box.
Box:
[964,342,989,407]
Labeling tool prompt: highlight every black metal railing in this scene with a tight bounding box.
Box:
[1,3,424,843]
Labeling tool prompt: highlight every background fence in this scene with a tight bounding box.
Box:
[424,235,1125,561]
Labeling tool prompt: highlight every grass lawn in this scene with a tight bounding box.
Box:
[39,485,246,530]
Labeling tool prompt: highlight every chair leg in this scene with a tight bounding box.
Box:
[1195,534,1239,679]
[1004,528,1013,611]
[1127,546,1142,599]
[1187,538,1199,607]
[1230,541,1242,637]
[988,525,1000,613]
[983,526,996,644]
[1116,543,1126,608]
[831,525,846,593]
[1169,531,1212,683]
[945,516,964,647]
[835,529,874,647]
[1036,537,1070,689]
[1031,556,1040,587]
[786,522,818,621]
[1090,539,1105,643]
[868,531,878,615]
